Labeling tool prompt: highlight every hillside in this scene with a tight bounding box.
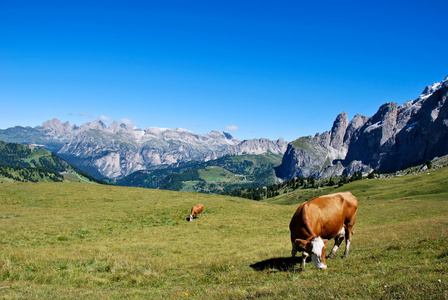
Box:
[0,141,106,184]
[0,165,64,183]
[0,140,72,171]
[116,152,283,193]
[0,168,447,298]
[265,154,448,205]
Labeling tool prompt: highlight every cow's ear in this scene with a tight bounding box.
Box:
[295,239,309,250]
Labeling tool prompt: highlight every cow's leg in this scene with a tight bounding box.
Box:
[344,211,358,257]
[328,236,344,259]
[300,252,309,270]
[344,240,351,257]
[328,227,345,259]
[344,212,357,258]
[344,230,352,257]
[344,226,354,257]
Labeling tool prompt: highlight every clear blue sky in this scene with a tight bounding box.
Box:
[1,1,447,141]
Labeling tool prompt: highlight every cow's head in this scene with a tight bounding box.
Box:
[188,214,194,221]
[295,236,328,269]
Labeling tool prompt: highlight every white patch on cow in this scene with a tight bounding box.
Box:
[331,245,339,253]
[311,237,325,256]
[343,239,352,257]
[329,227,345,257]
[310,237,327,269]
[311,254,327,269]
[345,240,351,253]
[189,215,193,221]
[337,227,345,237]
[300,251,309,269]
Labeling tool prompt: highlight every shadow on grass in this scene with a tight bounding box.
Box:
[250,256,306,272]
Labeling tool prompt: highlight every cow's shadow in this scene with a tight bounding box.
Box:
[250,256,308,272]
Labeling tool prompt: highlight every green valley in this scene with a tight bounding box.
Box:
[117,152,283,193]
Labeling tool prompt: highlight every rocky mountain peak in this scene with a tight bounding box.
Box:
[80,119,108,132]
[277,75,448,180]
[108,121,124,133]
[370,102,398,124]
[41,118,73,138]
[343,114,369,146]
[330,111,348,149]
[420,75,448,99]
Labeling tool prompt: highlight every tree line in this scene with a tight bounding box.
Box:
[222,170,379,201]
[0,164,64,183]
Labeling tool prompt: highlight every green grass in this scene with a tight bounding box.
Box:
[198,166,238,183]
[1,168,448,299]
[267,167,448,206]
[262,186,338,205]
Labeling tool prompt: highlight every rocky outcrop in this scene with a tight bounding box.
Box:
[277,75,448,179]
[329,111,348,149]
[223,138,288,156]
[275,111,350,179]
[344,102,399,169]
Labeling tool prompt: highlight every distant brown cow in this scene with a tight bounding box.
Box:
[189,204,204,221]
[289,191,358,269]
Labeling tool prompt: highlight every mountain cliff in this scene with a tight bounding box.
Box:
[0,120,288,180]
[276,75,448,179]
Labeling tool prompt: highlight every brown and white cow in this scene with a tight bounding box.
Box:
[289,191,358,269]
[189,204,204,221]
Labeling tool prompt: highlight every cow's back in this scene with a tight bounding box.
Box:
[338,191,358,222]
[192,204,204,214]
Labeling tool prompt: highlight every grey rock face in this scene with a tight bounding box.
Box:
[223,138,288,156]
[344,102,398,168]
[330,111,348,149]
[277,75,448,179]
[343,114,369,147]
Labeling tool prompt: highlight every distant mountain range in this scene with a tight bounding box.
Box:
[275,75,448,179]
[1,75,447,187]
[0,119,287,180]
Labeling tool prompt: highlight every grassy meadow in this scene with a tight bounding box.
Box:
[1,168,448,299]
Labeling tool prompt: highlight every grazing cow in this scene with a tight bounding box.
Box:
[189,204,204,221]
[289,191,358,270]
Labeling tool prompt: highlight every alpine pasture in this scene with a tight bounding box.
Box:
[1,168,448,299]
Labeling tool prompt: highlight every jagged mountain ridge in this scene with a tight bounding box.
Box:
[276,75,448,179]
[0,120,288,180]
